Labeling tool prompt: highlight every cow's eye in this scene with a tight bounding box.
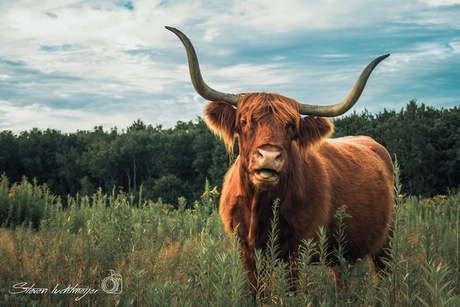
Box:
[287,124,296,132]
[241,119,248,127]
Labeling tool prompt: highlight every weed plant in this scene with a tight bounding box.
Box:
[0,175,459,306]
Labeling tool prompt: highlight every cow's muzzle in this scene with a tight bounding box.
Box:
[251,147,285,187]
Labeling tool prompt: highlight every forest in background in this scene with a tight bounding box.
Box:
[0,99,459,203]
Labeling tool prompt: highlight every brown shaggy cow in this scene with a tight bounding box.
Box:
[166,26,394,289]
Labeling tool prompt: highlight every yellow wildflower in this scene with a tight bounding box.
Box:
[210,186,220,196]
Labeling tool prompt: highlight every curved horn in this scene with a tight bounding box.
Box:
[299,54,390,117]
[166,26,240,106]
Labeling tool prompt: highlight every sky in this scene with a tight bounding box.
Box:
[0,0,459,133]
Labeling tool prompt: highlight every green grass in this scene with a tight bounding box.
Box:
[0,175,459,306]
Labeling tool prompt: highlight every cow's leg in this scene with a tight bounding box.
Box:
[237,238,258,292]
[244,259,258,292]
[370,237,391,274]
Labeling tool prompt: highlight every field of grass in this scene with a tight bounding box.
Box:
[0,175,459,306]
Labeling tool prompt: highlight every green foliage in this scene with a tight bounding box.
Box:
[253,199,285,304]
[418,261,459,307]
[0,101,458,202]
[333,101,460,196]
[0,119,230,205]
[0,175,61,228]
[0,176,459,305]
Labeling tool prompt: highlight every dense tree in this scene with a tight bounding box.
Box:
[16,129,68,195]
[151,174,187,204]
[0,131,22,183]
[0,101,458,202]
[79,127,118,192]
[333,100,460,196]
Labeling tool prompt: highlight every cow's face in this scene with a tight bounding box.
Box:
[166,27,388,188]
[166,28,388,186]
[205,93,333,189]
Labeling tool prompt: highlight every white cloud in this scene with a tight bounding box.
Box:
[0,96,200,133]
[0,0,459,133]
[0,100,95,132]
[209,0,422,34]
[425,0,460,6]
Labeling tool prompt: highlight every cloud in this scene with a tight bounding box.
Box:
[425,0,460,6]
[204,0,433,34]
[0,100,94,131]
[0,0,459,133]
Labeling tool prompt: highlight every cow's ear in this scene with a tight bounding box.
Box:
[298,116,333,149]
[205,102,237,153]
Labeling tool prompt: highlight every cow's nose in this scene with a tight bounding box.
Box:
[256,149,284,168]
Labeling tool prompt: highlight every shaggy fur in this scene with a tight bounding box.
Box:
[204,93,394,289]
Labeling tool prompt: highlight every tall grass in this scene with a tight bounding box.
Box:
[0,175,459,306]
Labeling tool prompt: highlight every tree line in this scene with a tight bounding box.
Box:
[333,100,459,196]
[0,118,229,204]
[0,100,458,202]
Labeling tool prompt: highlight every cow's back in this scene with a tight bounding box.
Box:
[318,136,394,258]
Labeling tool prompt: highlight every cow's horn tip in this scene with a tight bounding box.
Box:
[165,26,176,32]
